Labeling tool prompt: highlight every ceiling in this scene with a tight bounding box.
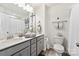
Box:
[26,3,75,11]
[0,3,75,11]
[0,3,29,19]
[0,3,76,19]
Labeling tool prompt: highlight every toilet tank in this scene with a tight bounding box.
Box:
[53,35,64,44]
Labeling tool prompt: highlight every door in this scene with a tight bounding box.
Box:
[68,4,79,56]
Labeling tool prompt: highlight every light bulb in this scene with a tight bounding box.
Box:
[25,4,33,12]
[18,3,25,7]
[13,3,33,12]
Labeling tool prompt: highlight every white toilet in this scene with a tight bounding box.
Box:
[53,34,64,56]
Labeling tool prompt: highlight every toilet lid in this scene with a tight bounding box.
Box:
[54,44,64,51]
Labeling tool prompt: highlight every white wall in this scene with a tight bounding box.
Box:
[45,5,72,50]
[35,4,45,35]
[68,4,79,56]
[35,4,72,51]
[35,4,46,50]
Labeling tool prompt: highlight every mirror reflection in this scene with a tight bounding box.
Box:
[0,3,40,40]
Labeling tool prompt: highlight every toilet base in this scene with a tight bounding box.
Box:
[62,52,70,56]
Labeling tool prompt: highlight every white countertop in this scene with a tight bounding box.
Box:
[36,34,44,37]
[0,34,44,51]
[0,37,32,51]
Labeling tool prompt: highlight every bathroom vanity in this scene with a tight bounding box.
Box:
[0,34,44,56]
[0,4,44,56]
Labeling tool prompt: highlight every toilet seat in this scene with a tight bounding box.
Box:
[53,44,64,53]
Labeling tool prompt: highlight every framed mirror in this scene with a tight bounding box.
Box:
[24,12,36,33]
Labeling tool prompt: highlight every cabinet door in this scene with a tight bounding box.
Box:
[40,38,44,51]
[31,43,36,54]
[21,46,30,56]
[14,46,30,56]
[31,38,36,44]
[31,51,36,56]
[11,40,30,54]
[37,40,41,55]
[37,38,44,55]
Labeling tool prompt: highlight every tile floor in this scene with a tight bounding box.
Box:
[39,48,59,56]
[45,49,59,56]
[39,48,70,56]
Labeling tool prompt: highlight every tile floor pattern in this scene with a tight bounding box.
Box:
[38,48,70,56]
[45,49,59,56]
[38,48,60,56]
[45,51,59,56]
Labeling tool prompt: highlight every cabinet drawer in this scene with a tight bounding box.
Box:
[31,43,36,53]
[11,40,30,55]
[0,48,13,56]
[20,46,30,56]
[0,40,30,56]
[31,38,36,44]
[14,46,30,56]
[37,35,44,41]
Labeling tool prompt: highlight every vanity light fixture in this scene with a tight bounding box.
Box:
[14,3,34,13]
[25,4,33,13]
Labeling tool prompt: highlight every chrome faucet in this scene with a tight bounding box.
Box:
[7,32,13,39]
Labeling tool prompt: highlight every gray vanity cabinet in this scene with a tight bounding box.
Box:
[14,46,30,56]
[0,40,30,56]
[0,48,14,56]
[11,40,30,55]
[30,38,36,56]
[31,51,36,56]
[0,34,44,56]
[36,35,44,55]
[12,40,30,56]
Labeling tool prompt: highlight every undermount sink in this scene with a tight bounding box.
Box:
[24,33,36,38]
[13,36,27,40]
[13,37,20,39]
